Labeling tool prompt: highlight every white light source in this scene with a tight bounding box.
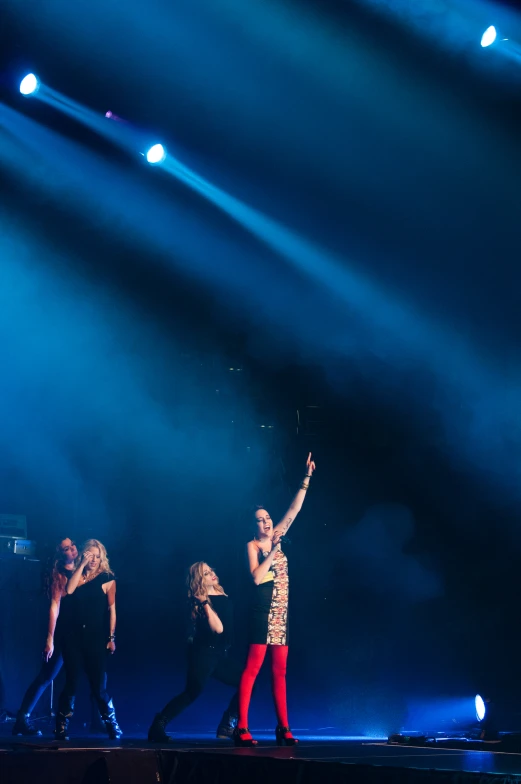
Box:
[146,144,166,165]
[481,26,497,48]
[475,694,486,721]
[19,73,40,96]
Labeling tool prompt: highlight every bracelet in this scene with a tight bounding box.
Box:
[108,635,116,642]
[199,600,209,608]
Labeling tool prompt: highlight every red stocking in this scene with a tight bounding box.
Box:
[271,645,289,727]
[238,644,267,731]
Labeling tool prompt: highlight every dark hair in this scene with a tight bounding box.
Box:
[42,538,73,600]
[252,504,267,517]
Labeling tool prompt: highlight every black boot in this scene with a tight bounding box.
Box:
[100,699,122,740]
[12,711,42,737]
[55,711,72,741]
[148,714,172,743]
[216,710,237,739]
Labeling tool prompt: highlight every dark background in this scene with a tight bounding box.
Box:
[1,0,521,735]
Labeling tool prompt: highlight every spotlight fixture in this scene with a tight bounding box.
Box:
[479,25,520,54]
[19,73,40,96]
[105,111,128,123]
[475,694,486,722]
[475,694,498,741]
[481,26,498,48]
[145,144,167,165]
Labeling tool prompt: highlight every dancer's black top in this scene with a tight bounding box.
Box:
[191,595,234,650]
[62,573,112,641]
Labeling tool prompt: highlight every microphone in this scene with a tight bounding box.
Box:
[279,535,291,545]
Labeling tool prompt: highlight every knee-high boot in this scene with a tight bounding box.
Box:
[99,699,123,740]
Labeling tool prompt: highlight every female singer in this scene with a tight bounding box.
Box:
[54,539,122,741]
[148,562,242,743]
[12,538,78,736]
[234,452,316,747]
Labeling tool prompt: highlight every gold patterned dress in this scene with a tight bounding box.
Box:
[248,548,289,646]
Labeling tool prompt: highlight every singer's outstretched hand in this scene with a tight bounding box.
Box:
[306,452,316,475]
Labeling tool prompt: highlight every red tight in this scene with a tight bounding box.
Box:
[238,644,289,729]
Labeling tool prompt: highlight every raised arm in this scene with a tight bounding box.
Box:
[273,452,316,537]
[199,601,224,635]
[66,550,93,594]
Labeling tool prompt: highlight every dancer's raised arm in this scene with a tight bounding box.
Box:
[273,452,316,537]
[66,549,94,595]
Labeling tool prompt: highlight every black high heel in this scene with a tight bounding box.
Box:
[276,725,299,746]
[233,727,258,747]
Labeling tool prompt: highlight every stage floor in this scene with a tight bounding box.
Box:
[2,730,521,782]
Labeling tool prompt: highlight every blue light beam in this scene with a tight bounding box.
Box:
[479,24,521,62]
[5,103,521,508]
[17,82,151,158]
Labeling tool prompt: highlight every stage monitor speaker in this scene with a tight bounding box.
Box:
[0,538,36,557]
[0,513,27,539]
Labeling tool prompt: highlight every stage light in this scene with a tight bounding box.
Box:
[475,695,498,740]
[19,73,40,96]
[145,144,166,165]
[481,26,497,48]
[475,695,486,721]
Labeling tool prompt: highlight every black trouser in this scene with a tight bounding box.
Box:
[58,632,111,718]
[19,639,104,721]
[160,644,241,723]
[19,645,64,715]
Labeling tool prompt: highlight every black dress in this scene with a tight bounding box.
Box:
[57,573,113,717]
[248,548,289,646]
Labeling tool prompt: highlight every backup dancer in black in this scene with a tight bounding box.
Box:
[12,538,78,736]
[148,562,242,743]
[55,539,122,741]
